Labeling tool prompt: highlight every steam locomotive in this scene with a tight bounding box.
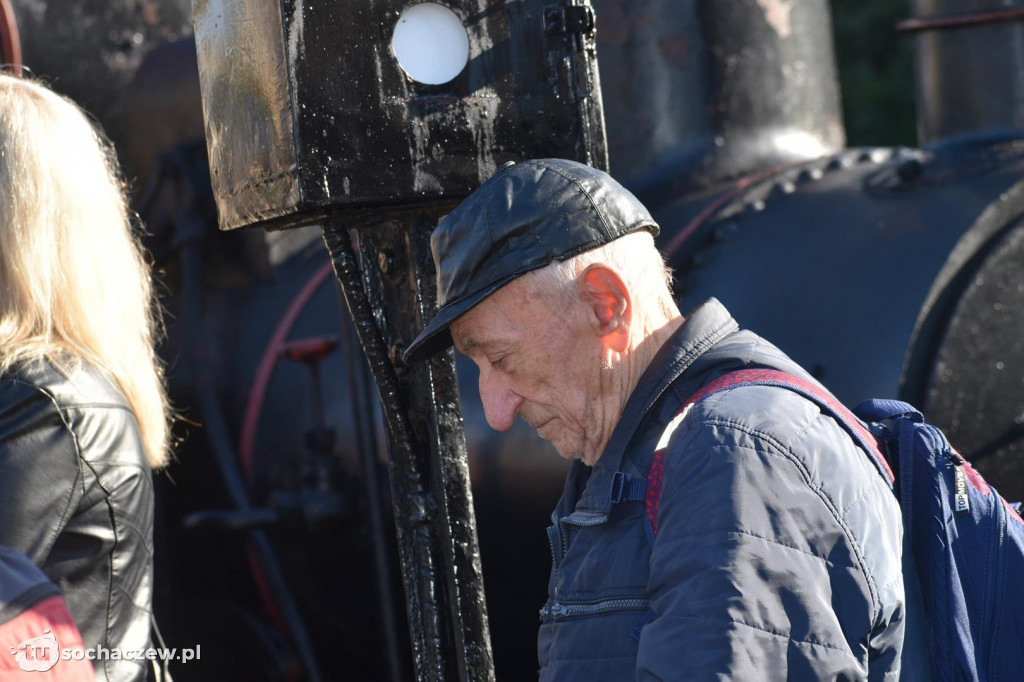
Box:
[3,1,1023,680]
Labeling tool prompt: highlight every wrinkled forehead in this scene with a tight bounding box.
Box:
[449,276,537,353]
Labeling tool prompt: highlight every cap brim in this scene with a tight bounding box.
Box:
[402,273,519,365]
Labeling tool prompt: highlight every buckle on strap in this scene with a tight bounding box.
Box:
[610,472,645,504]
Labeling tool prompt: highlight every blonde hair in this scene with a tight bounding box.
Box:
[0,74,170,468]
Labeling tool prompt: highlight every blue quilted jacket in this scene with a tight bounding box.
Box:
[537,299,917,681]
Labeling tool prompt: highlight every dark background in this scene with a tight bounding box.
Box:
[831,0,917,146]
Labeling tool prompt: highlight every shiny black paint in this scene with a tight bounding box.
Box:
[593,0,845,201]
[193,0,607,231]
[323,216,494,681]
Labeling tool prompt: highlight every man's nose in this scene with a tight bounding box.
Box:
[479,371,523,432]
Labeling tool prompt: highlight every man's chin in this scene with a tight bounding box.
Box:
[549,440,588,464]
[531,421,589,462]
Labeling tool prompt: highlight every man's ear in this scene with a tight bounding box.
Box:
[579,264,630,351]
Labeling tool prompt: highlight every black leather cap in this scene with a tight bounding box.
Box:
[403,158,659,364]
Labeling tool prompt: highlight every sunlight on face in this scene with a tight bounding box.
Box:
[451,278,604,462]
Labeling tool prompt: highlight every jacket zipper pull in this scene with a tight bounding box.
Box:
[951,453,971,514]
[539,602,566,621]
[539,602,569,621]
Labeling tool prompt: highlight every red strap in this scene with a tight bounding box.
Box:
[646,447,668,537]
[646,369,894,538]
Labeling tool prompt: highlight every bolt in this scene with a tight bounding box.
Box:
[390,342,407,368]
[896,158,924,183]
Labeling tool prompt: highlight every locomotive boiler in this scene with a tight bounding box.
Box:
[2,1,1023,681]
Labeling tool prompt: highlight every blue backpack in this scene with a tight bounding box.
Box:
[644,369,1024,681]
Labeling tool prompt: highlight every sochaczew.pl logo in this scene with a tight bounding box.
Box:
[10,630,200,672]
[10,629,59,672]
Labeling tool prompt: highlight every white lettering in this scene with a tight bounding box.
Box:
[32,641,202,669]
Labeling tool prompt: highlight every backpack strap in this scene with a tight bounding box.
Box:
[633,369,895,642]
[609,471,646,504]
[853,399,923,546]
[645,369,894,542]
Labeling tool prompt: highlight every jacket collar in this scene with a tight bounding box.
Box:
[557,298,739,521]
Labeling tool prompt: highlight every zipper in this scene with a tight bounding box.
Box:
[984,483,1008,674]
[546,514,607,607]
[547,524,560,569]
[539,597,651,622]
[546,524,560,603]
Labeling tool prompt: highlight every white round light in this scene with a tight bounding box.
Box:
[391,4,470,85]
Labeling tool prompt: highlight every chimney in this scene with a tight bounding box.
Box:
[593,0,845,199]
[904,0,1024,146]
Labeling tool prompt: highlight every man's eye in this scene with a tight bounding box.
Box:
[491,355,509,370]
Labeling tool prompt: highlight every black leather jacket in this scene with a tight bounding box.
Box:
[0,359,155,682]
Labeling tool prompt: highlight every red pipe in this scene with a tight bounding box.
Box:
[239,261,335,475]
[0,0,22,73]
[663,163,796,260]
[237,259,334,680]
[246,549,303,682]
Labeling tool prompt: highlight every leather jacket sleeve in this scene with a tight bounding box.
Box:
[0,367,157,682]
[0,380,84,565]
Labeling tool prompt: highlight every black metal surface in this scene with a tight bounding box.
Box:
[7,0,192,157]
[322,217,494,682]
[177,211,322,681]
[151,220,416,679]
[339,291,406,682]
[654,140,1024,407]
[193,0,611,676]
[193,0,607,231]
[922,216,1024,502]
[902,171,1024,407]
[909,0,1024,145]
[645,134,1024,511]
[592,0,844,201]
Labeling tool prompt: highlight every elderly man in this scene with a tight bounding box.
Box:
[403,159,908,680]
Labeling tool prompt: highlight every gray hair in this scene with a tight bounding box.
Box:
[527,231,674,315]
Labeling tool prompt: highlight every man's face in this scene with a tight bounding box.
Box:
[451,277,605,463]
